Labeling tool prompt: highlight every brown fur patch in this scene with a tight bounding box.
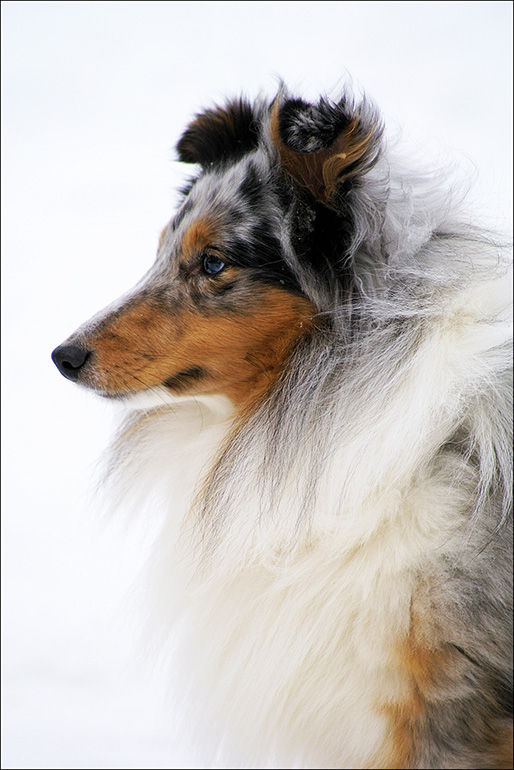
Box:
[180,217,220,261]
[80,286,315,409]
[270,102,377,208]
[373,606,514,769]
[374,638,451,769]
[195,287,315,408]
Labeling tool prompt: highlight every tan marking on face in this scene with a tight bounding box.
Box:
[173,287,316,408]
[82,300,181,395]
[79,285,315,409]
[180,217,220,262]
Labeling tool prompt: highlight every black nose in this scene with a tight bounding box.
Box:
[51,344,90,382]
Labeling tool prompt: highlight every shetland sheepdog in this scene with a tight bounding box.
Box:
[52,86,513,769]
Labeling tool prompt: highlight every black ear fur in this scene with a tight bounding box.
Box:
[277,97,354,153]
[176,98,261,167]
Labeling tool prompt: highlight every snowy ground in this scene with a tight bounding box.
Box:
[2,2,512,768]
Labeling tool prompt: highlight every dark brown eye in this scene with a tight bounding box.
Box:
[203,255,225,275]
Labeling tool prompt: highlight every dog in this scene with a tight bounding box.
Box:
[52,86,513,769]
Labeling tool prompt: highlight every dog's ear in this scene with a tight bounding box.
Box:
[271,94,382,209]
[176,98,261,167]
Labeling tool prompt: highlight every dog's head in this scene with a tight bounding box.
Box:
[52,89,382,409]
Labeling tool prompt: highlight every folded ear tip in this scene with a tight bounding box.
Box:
[277,96,354,154]
[271,91,383,207]
[176,100,262,167]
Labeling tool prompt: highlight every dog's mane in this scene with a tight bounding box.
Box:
[105,92,512,562]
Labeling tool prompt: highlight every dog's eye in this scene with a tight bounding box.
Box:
[203,255,225,275]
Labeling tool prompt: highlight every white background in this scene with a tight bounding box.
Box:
[2,2,512,768]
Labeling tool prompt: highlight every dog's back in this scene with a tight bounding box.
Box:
[53,87,513,769]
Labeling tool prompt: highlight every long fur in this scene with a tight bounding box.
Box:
[53,85,513,769]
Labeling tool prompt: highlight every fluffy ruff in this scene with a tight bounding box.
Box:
[53,86,513,769]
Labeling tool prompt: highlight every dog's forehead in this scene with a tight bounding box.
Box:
[171,152,274,245]
[198,156,271,219]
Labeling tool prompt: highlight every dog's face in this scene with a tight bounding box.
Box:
[52,94,380,408]
[51,151,315,407]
